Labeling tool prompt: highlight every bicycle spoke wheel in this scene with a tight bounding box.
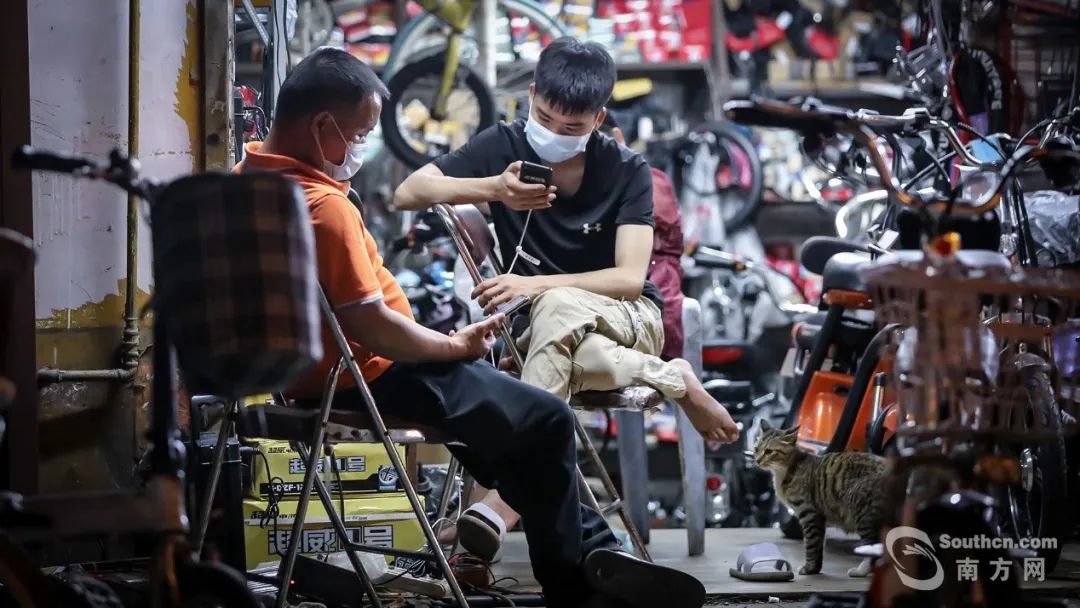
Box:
[374,0,566,167]
[384,0,567,78]
[381,56,495,169]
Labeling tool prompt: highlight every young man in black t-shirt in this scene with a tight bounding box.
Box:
[394,37,739,566]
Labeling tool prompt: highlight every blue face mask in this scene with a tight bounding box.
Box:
[316,115,366,181]
[524,109,592,163]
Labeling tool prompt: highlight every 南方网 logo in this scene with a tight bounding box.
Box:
[886,526,945,591]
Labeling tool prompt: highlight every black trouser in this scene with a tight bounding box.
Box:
[334,359,617,606]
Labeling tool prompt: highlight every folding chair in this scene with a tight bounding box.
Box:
[436,203,695,561]
[191,287,474,608]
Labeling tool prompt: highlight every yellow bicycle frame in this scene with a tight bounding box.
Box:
[416,0,478,119]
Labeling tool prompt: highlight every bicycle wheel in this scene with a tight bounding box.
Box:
[383,0,568,79]
[1001,367,1067,572]
[384,0,568,125]
[290,0,337,59]
[677,121,764,239]
[381,55,496,169]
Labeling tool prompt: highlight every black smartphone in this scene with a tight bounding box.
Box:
[491,294,530,318]
[519,161,553,187]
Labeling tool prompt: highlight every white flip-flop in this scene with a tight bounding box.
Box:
[728,542,795,582]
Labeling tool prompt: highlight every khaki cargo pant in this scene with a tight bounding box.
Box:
[516,286,688,401]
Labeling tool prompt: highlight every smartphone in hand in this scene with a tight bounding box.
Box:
[519,161,553,187]
[490,294,530,318]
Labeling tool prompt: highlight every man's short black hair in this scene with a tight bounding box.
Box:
[534,38,616,115]
[275,47,389,123]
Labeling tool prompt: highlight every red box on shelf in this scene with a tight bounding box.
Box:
[638,39,668,63]
[677,45,708,63]
[681,0,712,50]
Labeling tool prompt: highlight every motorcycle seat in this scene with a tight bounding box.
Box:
[822,251,872,295]
[800,236,868,275]
[795,311,876,352]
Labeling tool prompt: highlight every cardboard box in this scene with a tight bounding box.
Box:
[243,494,426,571]
[244,439,406,499]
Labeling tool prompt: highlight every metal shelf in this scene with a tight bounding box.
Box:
[615,61,708,73]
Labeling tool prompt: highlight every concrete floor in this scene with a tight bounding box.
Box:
[490,527,1080,601]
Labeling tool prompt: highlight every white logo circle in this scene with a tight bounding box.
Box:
[885,526,944,591]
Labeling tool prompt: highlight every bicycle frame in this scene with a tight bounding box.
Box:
[6,147,257,607]
[415,0,478,119]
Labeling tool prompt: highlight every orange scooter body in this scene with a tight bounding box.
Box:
[796,370,852,451]
[796,358,894,453]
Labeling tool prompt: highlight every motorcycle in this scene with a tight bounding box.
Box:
[386,212,468,334]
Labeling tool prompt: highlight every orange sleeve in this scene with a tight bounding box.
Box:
[308,193,384,308]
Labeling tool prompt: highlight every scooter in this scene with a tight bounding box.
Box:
[684,243,819,528]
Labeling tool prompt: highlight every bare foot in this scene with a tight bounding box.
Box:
[669,358,741,444]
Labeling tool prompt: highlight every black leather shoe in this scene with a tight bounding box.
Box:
[583,548,705,608]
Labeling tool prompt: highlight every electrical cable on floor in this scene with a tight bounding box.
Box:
[255,448,287,557]
[450,554,522,606]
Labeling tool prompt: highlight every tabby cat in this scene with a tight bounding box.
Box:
[753,419,886,577]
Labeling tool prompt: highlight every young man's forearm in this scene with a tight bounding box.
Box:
[535,268,646,300]
[338,302,464,363]
[394,166,495,211]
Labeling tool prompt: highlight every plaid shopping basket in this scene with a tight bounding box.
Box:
[151,172,322,397]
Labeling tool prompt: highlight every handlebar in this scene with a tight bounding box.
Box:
[725,97,934,136]
[10,146,157,200]
[723,97,1043,216]
[688,244,751,272]
[12,146,101,174]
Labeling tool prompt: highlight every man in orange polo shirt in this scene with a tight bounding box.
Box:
[237,48,705,608]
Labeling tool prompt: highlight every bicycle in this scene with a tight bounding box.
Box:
[280,0,567,169]
[374,0,568,168]
[1,146,322,607]
[725,95,1080,564]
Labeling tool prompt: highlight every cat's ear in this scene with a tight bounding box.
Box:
[759,418,774,433]
[781,426,800,443]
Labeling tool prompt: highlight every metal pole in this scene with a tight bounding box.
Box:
[192,401,238,557]
[269,0,290,112]
[122,0,141,371]
[573,416,651,561]
[295,445,384,608]
[476,0,498,88]
[434,458,462,524]
[708,0,732,118]
[318,289,471,607]
[37,368,134,384]
[274,360,344,608]
[203,0,236,170]
[42,0,147,385]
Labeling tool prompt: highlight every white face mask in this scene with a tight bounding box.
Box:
[524,110,592,163]
[316,115,365,181]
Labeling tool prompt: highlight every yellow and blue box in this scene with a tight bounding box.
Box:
[243,439,407,499]
[242,493,426,570]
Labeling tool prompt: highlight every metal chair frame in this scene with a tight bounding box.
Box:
[191,287,474,607]
[438,203,685,560]
[435,203,710,556]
